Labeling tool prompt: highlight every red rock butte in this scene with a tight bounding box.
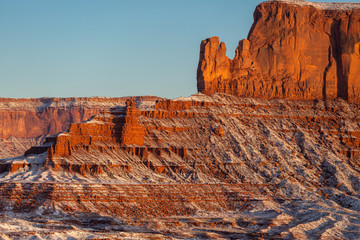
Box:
[197,0,360,102]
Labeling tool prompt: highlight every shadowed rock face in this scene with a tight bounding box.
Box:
[197,0,360,102]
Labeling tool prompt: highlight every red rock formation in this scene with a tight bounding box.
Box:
[197,0,360,102]
[19,92,360,180]
[25,99,151,161]
[0,96,161,158]
[0,96,160,139]
[2,92,360,238]
[121,100,146,146]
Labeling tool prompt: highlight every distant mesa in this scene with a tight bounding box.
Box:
[0,96,160,140]
[197,0,360,102]
[0,96,161,158]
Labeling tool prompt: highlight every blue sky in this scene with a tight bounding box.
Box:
[0,0,358,98]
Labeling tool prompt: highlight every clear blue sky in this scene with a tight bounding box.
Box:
[0,0,357,98]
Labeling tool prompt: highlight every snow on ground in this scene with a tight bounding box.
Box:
[1,94,360,239]
[172,93,215,102]
[0,96,160,111]
[0,202,359,239]
[270,0,360,10]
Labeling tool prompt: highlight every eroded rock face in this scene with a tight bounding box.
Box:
[0,96,160,158]
[197,0,360,102]
[32,99,148,160]
[0,96,159,139]
[2,93,360,238]
[121,100,146,146]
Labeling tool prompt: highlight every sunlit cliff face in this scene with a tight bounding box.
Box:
[197,0,360,102]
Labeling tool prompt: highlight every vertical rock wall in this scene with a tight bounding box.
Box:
[197,0,360,102]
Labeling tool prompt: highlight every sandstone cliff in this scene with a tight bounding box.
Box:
[197,0,360,102]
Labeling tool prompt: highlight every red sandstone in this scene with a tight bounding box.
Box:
[197,1,360,102]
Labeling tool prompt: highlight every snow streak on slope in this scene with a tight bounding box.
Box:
[270,0,360,10]
[0,93,360,239]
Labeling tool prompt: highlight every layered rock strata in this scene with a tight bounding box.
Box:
[0,96,160,158]
[197,0,360,102]
[1,93,360,238]
[0,96,159,139]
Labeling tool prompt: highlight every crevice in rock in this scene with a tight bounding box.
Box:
[331,19,348,100]
[322,46,333,99]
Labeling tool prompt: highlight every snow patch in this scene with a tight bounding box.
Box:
[172,93,215,102]
[269,0,360,10]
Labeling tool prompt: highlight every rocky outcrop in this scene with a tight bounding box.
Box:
[0,96,159,139]
[121,100,146,146]
[25,99,189,171]
[25,100,147,158]
[0,96,160,158]
[197,0,360,102]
